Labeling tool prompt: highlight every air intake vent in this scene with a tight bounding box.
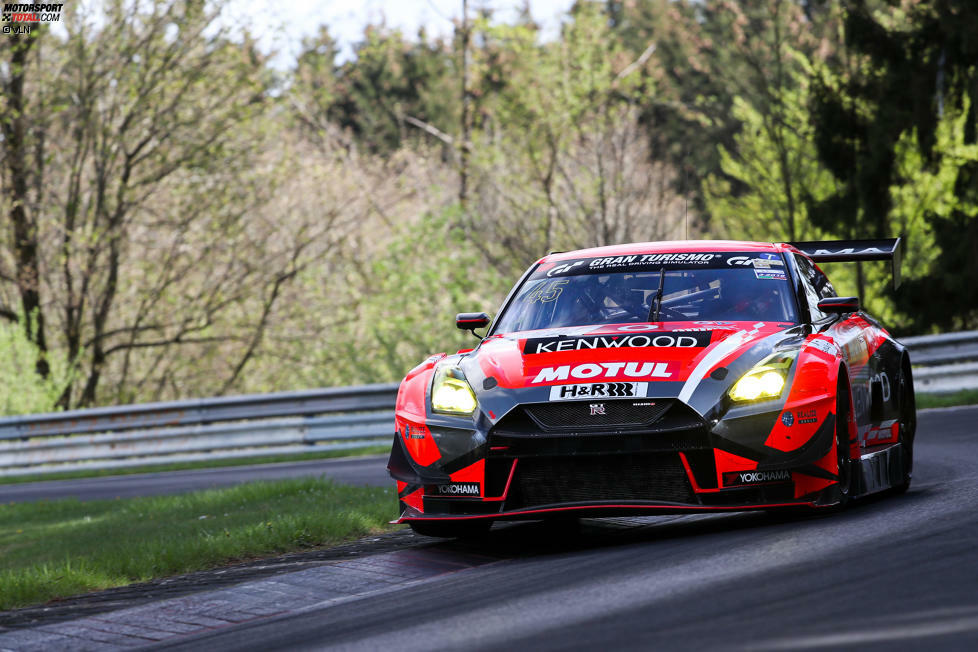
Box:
[524,399,672,430]
[515,453,693,506]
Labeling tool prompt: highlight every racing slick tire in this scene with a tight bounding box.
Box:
[893,366,916,494]
[409,520,492,539]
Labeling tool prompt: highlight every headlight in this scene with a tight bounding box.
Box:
[431,366,478,416]
[728,353,796,403]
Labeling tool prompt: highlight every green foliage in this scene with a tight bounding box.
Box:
[808,1,978,329]
[0,478,397,610]
[0,319,74,415]
[322,27,460,152]
[4,0,978,408]
[703,50,837,243]
[298,206,510,386]
[891,97,978,332]
[464,4,681,269]
[612,0,837,222]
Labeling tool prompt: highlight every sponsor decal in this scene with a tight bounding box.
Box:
[781,411,794,427]
[524,332,710,354]
[873,370,891,402]
[806,338,836,355]
[865,418,899,442]
[435,482,480,496]
[727,255,785,268]
[549,382,648,401]
[808,246,890,257]
[544,253,721,277]
[525,279,568,304]
[530,361,676,384]
[404,424,426,440]
[546,260,588,277]
[589,403,606,416]
[723,469,792,486]
[755,269,787,280]
[843,333,869,363]
[797,408,817,424]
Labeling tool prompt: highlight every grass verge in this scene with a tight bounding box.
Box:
[916,389,978,410]
[0,445,390,486]
[0,477,398,611]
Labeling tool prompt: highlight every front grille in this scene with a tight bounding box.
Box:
[524,399,672,430]
[513,453,694,507]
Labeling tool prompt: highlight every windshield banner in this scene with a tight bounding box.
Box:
[539,252,784,278]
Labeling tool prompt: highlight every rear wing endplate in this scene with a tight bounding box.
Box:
[787,237,902,289]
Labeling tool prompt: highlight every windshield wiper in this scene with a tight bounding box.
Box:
[648,266,666,323]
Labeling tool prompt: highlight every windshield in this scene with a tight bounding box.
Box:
[493,251,798,334]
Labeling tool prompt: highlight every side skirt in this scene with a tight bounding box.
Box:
[852,443,906,498]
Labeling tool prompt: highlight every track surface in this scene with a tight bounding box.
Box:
[4,407,977,650]
[159,406,978,651]
[3,455,390,503]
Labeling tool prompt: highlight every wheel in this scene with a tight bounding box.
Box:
[893,368,916,494]
[833,377,853,509]
[409,520,492,539]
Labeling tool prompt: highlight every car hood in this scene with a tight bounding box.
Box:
[456,320,806,420]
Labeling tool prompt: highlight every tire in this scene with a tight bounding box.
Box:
[893,367,916,494]
[833,376,854,509]
[409,520,492,539]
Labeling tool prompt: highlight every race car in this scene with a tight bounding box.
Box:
[387,239,916,537]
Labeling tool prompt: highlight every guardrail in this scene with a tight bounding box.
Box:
[900,330,978,394]
[0,331,975,478]
[0,384,399,478]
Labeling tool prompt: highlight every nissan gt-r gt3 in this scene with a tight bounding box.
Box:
[387,239,915,537]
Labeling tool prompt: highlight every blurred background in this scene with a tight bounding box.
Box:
[0,0,975,411]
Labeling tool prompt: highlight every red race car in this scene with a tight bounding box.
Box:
[387,239,916,537]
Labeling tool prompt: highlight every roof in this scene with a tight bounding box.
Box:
[541,240,785,263]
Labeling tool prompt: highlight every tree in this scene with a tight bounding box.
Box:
[608,0,838,228]
[0,27,49,376]
[809,0,978,329]
[466,3,684,276]
[703,50,838,243]
[0,0,344,406]
[890,97,978,332]
[322,27,460,154]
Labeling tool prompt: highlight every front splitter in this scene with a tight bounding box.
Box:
[395,499,822,523]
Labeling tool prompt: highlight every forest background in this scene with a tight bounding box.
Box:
[0,0,976,413]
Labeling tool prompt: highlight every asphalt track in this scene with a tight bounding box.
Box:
[2,456,391,503]
[168,406,978,650]
[6,406,978,650]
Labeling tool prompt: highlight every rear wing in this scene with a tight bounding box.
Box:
[787,237,902,289]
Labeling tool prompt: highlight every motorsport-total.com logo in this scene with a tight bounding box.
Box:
[1,2,64,35]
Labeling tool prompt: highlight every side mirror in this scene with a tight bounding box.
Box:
[817,296,860,314]
[456,312,490,332]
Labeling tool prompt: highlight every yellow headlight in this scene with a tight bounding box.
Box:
[728,352,795,403]
[729,366,786,402]
[431,367,478,415]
